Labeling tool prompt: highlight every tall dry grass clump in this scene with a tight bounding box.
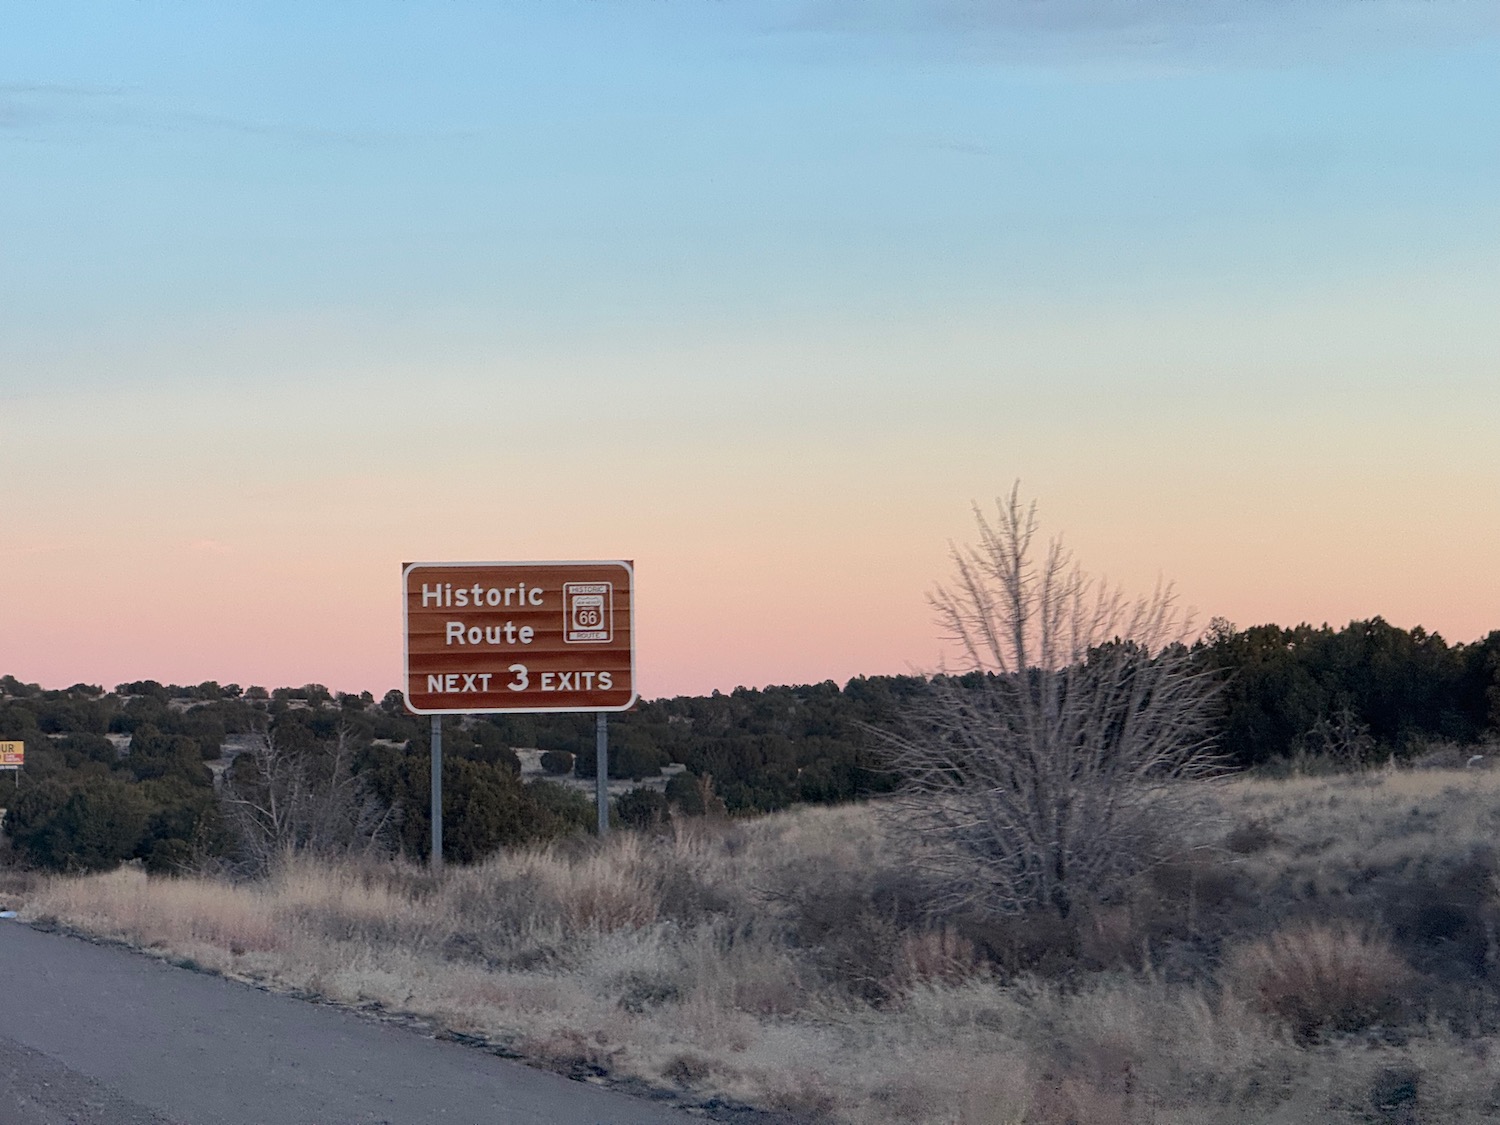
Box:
[1225,921,1415,1042]
[891,926,984,993]
[29,865,286,956]
[547,834,664,932]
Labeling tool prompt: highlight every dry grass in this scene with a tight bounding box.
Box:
[1225,922,1414,1041]
[13,768,1500,1122]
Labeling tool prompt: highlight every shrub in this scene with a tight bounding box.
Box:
[615,787,669,830]
[1225,921,1414,1041]
[772,863,937,1003]
[537,727,581,754]
[611,736,667,780]
[1224,817,1276,855]
[889,927,983,993]
[539,749,574,775]
[665,770,728,819]
[878,485,1222,919]
[957,909,1081,979]
[6,777,150,872]
[521,779,594,838]
[142,837,195,874]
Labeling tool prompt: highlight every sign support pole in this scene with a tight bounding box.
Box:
[402,560,636,855]
[596,713,609,837]
[431,715,443,874]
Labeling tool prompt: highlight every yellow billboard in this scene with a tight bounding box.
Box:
[0,742,23,768]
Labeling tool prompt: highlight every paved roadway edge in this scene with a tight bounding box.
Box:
[12,919,790,1125]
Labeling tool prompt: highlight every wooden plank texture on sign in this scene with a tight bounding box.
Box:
[402,560,635,715]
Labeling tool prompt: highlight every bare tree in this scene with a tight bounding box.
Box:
[221,723,392,874]
[880,484,1223,918]
[1301,705,1376,769]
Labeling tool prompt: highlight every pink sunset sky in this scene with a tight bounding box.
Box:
[4,4,1498,698]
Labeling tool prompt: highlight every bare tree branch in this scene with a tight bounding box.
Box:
[221,722,392,874]
[879,484,1224,918]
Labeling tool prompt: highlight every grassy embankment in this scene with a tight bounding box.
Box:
[10,763,1500,1123]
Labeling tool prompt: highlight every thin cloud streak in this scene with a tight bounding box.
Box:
[777,0,1500,68]
[0,82,479,147]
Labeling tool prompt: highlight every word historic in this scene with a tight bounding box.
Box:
[419,582,545,609]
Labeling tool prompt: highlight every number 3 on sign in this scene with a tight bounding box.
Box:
[507,664,529,691]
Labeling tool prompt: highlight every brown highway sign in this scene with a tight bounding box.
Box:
[403,560,635,714]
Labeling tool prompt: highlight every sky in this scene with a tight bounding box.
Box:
[2,1,1498,699]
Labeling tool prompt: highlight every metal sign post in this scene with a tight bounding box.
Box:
[430,716,443,874]
[596,713,609,837]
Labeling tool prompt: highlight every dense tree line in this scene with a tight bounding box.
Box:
[0,679,593,872]
[1194,618,1500,767]
[0,678,242,872]
[1,617,1497,871]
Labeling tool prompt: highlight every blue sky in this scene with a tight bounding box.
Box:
[2,1,1497,694]
[8,1,1495,363]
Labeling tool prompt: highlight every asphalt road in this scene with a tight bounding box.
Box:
[0,922,691,1125]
